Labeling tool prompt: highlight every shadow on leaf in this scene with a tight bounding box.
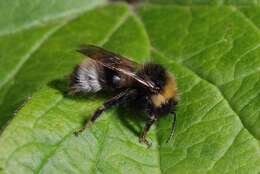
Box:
[116,106,145,137]
[48,78,145,136]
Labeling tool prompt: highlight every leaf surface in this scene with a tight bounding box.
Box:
[0,0,108,127]
[0,2,259,174]
[0,0,106,36]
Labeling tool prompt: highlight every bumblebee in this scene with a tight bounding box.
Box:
[70,45,179,147]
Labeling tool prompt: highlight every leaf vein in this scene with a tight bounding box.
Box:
[150,46,251,139]
[0,23,63,90]
[207,129,243,172]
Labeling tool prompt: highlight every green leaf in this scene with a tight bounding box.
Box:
[138,3,260,139]
[0,2,260,174]
[147,0,260,5]
[0,0,106,128]
[0,0,106,36]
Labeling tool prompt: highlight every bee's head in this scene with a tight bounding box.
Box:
[137,63,179,116]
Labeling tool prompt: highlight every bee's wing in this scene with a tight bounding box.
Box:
[77,44,156,90]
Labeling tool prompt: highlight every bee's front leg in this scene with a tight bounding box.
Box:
[139,114,156,148]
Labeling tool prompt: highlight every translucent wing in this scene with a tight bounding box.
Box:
[77,44,156,90]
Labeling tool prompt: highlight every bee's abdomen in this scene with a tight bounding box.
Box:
[69,59,103,93]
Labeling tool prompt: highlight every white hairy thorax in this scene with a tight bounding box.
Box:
[74,59,102,93]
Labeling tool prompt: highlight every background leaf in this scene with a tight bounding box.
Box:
[0,0,106,36]
[147,0,260,5]
[0,0,106,128]
[0,1,259,174]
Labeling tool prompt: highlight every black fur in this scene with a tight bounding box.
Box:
[73,62,177,147]
[137,63,167,93]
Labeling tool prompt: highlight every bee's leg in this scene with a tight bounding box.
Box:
[74,89,135,136]
[139,115,156,148]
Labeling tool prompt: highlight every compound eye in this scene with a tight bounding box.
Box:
[154,80,163,89]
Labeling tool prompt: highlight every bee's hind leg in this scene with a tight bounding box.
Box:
[74,89,136,136]
[74,107,104,136]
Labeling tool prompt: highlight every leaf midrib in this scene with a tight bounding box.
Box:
[25,8,130,174]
